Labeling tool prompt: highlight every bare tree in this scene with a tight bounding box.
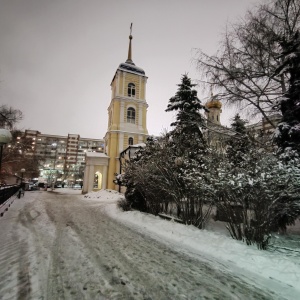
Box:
[0,105,23,129]
[195,0,300,129]
[2,130,41,180]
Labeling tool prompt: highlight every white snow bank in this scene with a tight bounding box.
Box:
[82,190,300,299]
[83,189,124,202]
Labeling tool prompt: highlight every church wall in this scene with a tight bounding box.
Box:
[111,101,120,130]
[111,79,116,98]
[123,134,128,148]
[109,107,117,130]
[142,107,147,133]
[140,77,146,100]
[118,73,124,95]
[134,135,139,144]
[106,131,118,189]
[123,134,139,148]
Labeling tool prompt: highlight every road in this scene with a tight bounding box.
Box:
[0,190,279,300]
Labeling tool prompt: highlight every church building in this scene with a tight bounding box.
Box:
[82,27,228,194]
[82,27,149,193]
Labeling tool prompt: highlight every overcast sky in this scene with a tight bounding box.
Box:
[0,0,261,139]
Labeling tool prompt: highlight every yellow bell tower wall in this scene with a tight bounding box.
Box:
[104,31,149,190]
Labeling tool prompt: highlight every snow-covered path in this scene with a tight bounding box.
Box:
[0,189,298,299]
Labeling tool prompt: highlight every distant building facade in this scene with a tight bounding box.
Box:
[204,94,282,153]
[247,114,282,136]
[18,129,104,185]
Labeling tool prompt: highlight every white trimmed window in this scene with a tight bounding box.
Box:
[128,83,135,97]
[127,107,136,124]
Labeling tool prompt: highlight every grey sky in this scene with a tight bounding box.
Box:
[0,0,261,139]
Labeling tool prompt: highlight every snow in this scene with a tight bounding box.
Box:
[1,188,300,299]
[85,152,109,158]
[84,189,300,299]
[130,143,146,148]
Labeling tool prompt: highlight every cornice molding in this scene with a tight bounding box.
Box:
[111,96,149,107]
[106,129,148,136]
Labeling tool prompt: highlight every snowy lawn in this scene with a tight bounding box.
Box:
[81,189,300,299]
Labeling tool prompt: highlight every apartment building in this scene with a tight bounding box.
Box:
[20,130,104,184]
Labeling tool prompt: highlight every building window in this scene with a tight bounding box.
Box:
[128,83,135,97]
[128,137,133,145]
[127,107,135,123]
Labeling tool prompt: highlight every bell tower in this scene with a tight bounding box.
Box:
[104,24,149,190]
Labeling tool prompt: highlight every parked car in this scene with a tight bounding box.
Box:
[37,182,45,188]
[28,183,38,191]
[73,184,82,189]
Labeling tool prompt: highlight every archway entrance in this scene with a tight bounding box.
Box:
[82,152,109,194]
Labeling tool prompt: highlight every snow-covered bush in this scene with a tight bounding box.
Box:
[213,147,300,249]
[123,136,174,214]
[208,114,300,249]
[117,198,132,211]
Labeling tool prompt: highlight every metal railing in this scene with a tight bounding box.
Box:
[0,185,20,206]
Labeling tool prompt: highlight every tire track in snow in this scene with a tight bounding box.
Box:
[45,199,67,300]
[0,191,283,300]
[0,199,33,300]
[52,198,276,300]
[44,194,107,299]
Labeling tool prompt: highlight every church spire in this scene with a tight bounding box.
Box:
[125,23,135,65]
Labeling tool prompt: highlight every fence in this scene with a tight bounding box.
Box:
[0,185,20,206]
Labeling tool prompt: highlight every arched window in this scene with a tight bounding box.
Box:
[127,107,135,123]
[128,83,135,97]
[128,137,133,145]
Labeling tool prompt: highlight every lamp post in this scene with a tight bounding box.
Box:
[0,129,12,178]
[18,168,26,198]
[20,168,25,181]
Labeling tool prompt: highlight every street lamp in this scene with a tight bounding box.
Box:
[0,129,12,176]
[20,168,25,181]
[18,168,26,198]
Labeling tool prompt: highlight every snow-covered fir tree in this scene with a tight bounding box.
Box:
[165,74,207,160]
[274,29,300,157]
[226,114,251,167]
[122,75,213,228]
[165,74,213,228]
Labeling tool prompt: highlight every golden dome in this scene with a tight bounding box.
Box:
[206,99,222,109]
